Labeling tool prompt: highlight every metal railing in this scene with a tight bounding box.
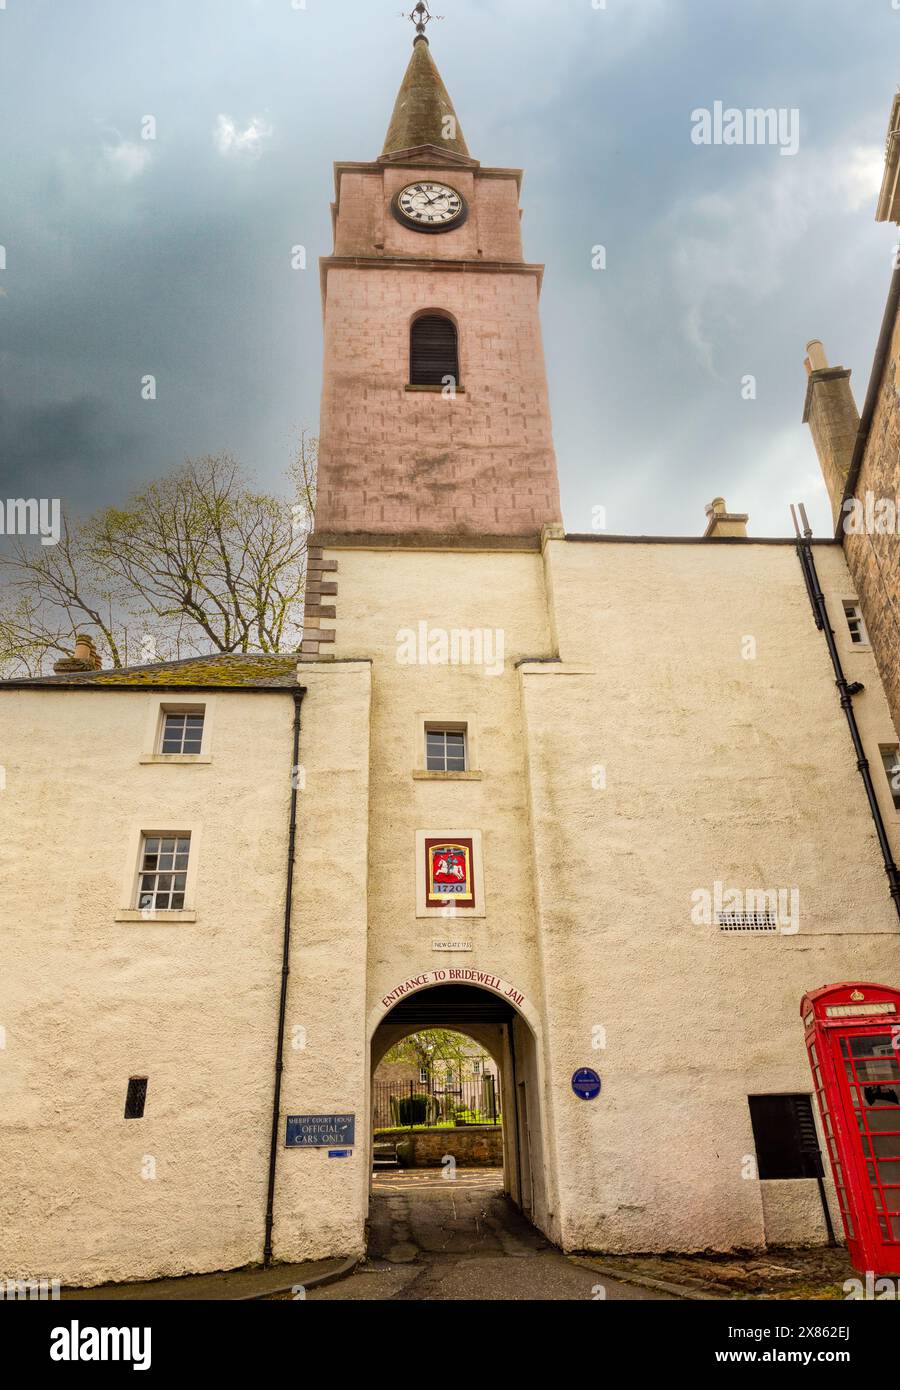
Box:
[373,1076,500,1130]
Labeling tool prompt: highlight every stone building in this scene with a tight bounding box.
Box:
[1,32,899,1288]
[804,93,900,737]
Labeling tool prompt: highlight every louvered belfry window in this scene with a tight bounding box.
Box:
[410,313,459,387]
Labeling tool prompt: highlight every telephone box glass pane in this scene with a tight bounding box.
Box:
[848,1034,898,1058]
[879,1215,900,1241]
[855,1059,900,1084]
[867,1107,900,1132]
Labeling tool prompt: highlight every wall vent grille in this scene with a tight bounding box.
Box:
[717,912,778,933]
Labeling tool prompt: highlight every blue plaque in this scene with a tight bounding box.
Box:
[328,1150,352,1159]
[571,1068,602,1101]
[286,1114,355,1148]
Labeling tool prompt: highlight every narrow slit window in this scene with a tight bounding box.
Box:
[748,1094,822,1179]
[124,1078,148,1120]
[410,314,459,387]
[137,835,191,911]
[881,747,900,812]
[843,601,869,646]
[160,710,205,755]
[426,728,467,773]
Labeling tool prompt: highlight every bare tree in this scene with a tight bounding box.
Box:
[0,442,317,676]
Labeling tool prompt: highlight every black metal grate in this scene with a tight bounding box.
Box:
[124,1077,148,1119]
[410,314,459,386]
[717,912,777,932]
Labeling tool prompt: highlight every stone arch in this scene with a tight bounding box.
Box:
[366,968,541,1042]
[365,971,555,1239]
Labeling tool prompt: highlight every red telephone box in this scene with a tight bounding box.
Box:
[802,982,900,1275]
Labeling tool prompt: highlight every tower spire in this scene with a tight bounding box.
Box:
[383,8,469,159]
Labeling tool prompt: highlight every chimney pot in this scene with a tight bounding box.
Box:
[53,632,103,674]
[806,339,829,372]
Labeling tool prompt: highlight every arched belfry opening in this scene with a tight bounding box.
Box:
[368,981,549,1233]
[409,312,460,387]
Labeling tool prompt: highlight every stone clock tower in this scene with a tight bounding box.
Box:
[314,28,562,540]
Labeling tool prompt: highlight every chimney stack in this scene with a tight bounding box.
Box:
[704,497,749,538]
[802,339,860,529]
[876,92,900,224]
[53,633,103,674]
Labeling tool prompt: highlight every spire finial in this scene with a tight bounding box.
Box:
[402,2,442,45]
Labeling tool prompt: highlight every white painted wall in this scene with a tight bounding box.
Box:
[0,688,295,1286]
[2,534,898,1284]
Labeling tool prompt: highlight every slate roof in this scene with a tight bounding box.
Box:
[381,38,470,158]
[0,653,301,690]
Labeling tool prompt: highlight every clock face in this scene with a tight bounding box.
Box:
[392,182,467,233]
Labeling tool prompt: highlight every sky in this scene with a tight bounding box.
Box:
[1,0,898,539]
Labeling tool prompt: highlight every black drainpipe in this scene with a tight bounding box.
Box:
[264,687,306,1267]
[791,505,900,922]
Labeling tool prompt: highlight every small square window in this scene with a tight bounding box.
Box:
[137,834,191,911]
[843,601,869,646]
[159,710,205,755]
[419,1067,429,1085]
[426,727,467,773]
[124,1077,148,1119]
[881,747,900,812]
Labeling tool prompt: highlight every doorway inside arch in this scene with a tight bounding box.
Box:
[369,984,548,1231]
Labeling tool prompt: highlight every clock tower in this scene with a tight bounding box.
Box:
[313,25,562,540]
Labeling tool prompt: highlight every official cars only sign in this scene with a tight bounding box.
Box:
[285,1115,355,1148]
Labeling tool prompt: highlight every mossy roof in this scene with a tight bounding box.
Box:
[382,39,469,158]
[0,653,300,689]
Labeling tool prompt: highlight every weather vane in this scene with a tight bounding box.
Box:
[401,3,443,41]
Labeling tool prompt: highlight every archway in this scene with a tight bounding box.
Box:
[367,976,552,1236]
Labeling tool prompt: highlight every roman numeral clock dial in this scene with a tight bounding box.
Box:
[391,181,468,233]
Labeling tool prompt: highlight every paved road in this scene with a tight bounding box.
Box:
[306,1169,674,1302]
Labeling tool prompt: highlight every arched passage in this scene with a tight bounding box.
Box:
[367,977,552,1236]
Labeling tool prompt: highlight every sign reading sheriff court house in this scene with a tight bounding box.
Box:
[285,1115,355,1148]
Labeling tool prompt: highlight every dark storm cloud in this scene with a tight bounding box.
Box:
[0,0,897,537]
[0,394,142,501]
